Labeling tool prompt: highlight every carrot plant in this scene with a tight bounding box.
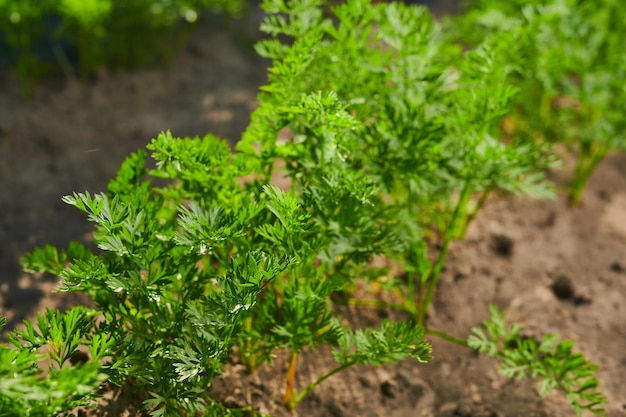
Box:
[240,0,604,413]
[247,0,557,325]
[18,133,293,416]
[470,305,608,417]
[13,126,431,416]
[4,0,609,416]
[454,0,626,205]
[236,96,429,410]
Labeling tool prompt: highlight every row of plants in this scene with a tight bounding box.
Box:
[452,0,626,204]
[2,0,622,416]
[0,0,246,95]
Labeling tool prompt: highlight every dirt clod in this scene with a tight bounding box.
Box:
[380,380,395,398]
[550,275,574,300]
[454,272,467,282]
[598,190,611,201]
[573,294,592,306]
[610,262,625,273]
[69,351,90,365]
[489,234,514,258]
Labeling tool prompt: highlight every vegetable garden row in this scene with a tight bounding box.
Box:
[1,0,623,416]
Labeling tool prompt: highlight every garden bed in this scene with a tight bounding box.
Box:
[1,4,625,417]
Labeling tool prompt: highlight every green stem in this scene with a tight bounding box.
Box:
[291,329,469,409]
[242,316,257,372]
[539,92,553,128]
[460,187,492,239]
[406,272,416,314]
[425,328,468,347]
[293,361,356,408]
[51,42,77,79]
[417,182,473,325]
[569,144,609,206]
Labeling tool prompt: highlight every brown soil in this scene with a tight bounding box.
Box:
[1,8,625,417]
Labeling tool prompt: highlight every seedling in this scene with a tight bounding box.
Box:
[470,305,606,417]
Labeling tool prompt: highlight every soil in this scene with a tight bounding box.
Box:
[1,5,625,417]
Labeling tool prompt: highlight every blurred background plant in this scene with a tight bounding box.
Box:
[452,0,626,205]
[0,0,247,95]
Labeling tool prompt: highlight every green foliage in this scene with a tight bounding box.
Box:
[0,313,108,417]
[469,305,607,417]
[4,0,611,415]
[18,132,295,416]
[333,320,432,367]
[284,319,432,410]
[455,0,626,204]
[0,0,55,95]
[15,125,425,414]
[246,0,556,328]
[0,0,247,93]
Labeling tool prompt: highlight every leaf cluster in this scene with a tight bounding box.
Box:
[333,320,432,367]
[454,0,626,204]
[245,0,557,330]
[16,125,425,415]
[0,313,108,417]
[18,133,297,416]
[469,305,607,417]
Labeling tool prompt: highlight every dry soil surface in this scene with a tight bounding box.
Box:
[1,9,625,417]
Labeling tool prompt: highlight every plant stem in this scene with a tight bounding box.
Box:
[417,182,472,325]
[406,271,416,314]
[425,327,468,347]
[283,350,299,410]
[460,187,492,238]
[243,316,257,372]
[569,144,609,206]
[293,361,355,408]
[284,328,469,410]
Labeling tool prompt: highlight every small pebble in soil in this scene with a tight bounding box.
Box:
[551,275,574,300]
[490,234,514,258]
